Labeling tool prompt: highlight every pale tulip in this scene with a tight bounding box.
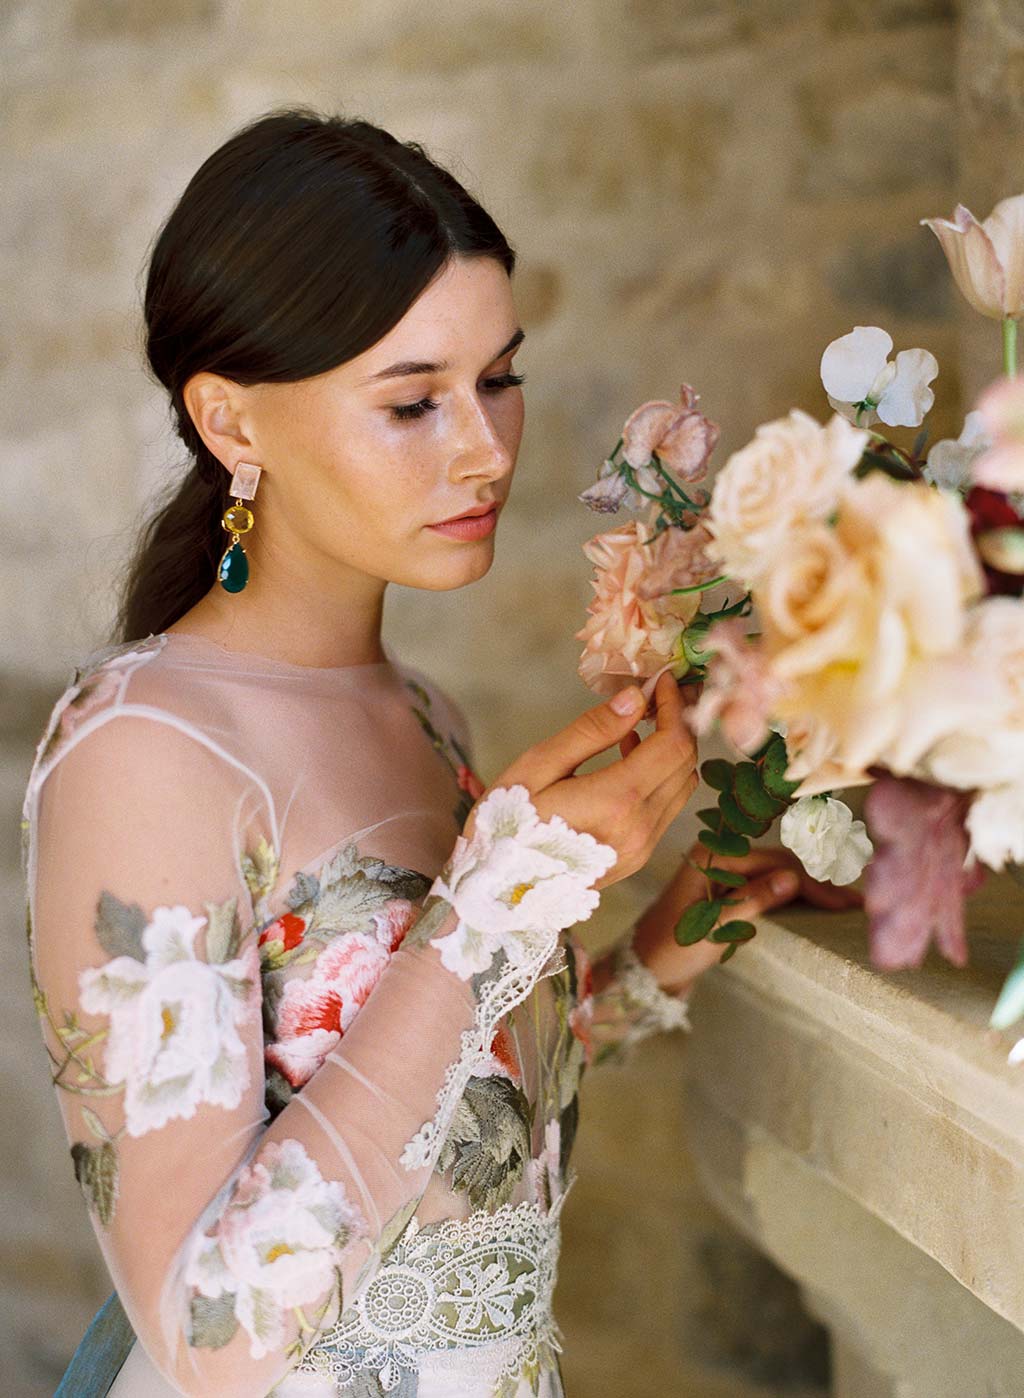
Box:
[920,196,1024,319]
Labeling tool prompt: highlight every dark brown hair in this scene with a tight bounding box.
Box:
[115,105,516,642]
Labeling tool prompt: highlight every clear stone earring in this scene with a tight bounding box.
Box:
[218,462,262,593]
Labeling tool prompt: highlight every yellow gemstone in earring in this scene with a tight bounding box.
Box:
[223,503,254,534]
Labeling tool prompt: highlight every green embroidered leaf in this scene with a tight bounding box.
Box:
[241,836,279,903]
[204,896,241,964]
[675,899,722,946]
[377,1196,420,1260]
[94,892,146,960]
[70,1139,119,1226]
[437,1076,532,1211]
[709,919,757,943]
[403,896,452,948]
[704,867,747,888]
[81,1106,111,1142]
[189,1292,239,1349]
[698,828,750,858]
[286,870,320,911]
[733,762,787,822]
[700,758,733,792]
[719,791,772,838]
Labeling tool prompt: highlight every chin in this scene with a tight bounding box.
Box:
[401,538,497,591]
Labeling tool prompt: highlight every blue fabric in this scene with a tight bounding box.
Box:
[55,1290,136,1398]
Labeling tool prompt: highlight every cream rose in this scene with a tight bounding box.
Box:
[762,473,985,777]
[705,408,869,583]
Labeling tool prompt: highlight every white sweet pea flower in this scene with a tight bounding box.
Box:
[779,795,873,885]
[964,784,1024,872]
[429,784,617,980]
[923,409,993,491]
[820,325,938,429]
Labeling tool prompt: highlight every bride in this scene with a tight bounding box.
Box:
[23,106,852,1397]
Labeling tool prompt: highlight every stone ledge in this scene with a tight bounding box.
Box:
[683,873,1024,1337]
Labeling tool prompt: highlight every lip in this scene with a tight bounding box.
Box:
[426,500,502,541]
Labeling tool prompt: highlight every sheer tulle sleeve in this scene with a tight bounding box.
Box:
[23,706,615,1398]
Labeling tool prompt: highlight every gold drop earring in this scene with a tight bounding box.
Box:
[218,462,262,593]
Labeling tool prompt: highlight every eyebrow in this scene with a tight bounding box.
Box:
[357,326,526,385]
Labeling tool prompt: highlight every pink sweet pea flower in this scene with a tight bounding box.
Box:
[972,374,1024,492]
[621,382,720,485]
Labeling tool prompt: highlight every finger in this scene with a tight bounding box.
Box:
[721,867,801,923]
[619,729,642,760]
[499,685,647,790]
[648,767,700,848]
[613,673,697,795]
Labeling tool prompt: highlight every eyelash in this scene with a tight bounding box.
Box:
[388,372,527,422]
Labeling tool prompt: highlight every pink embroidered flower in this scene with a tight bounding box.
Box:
[576,515,703,698]
[457,763,486,800]
[265,931,393,1088]
[370,897,417,952]
[622,383,720,484]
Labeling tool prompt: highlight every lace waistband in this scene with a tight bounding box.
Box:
[289,1196,567,1394]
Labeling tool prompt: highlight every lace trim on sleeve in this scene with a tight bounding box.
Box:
[588,923,693,1063]
[398,784,617,1172]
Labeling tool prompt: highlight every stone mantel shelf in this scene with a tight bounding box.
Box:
[683,872,1024,1394]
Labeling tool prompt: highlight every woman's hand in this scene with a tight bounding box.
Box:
[624,839,864,997]
[466,670,699,890]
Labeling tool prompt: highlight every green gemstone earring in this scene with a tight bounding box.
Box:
[218,462,262,593]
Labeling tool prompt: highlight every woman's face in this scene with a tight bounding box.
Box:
[210,254,525,595]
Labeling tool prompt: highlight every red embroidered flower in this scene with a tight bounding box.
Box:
[370,898,417,952]
[258,912,306,951]
[477,1020,522,1084]
[457,764,486,800]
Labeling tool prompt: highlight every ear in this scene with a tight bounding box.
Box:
[182,371,257,478]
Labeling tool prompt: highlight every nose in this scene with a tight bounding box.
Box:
[447,387,514,482]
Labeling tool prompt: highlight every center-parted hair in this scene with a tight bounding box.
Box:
[117,105,516,642]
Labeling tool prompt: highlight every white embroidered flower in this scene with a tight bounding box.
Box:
[185,1136,364,1359]
[429,785,617,980]
[820,325,938,429]
[923,409,993,492]
[964,785,1024,872]
[779,795,873,885]
[78,905,260,1137]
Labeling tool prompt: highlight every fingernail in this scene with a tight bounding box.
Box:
[611,686,643,715]
[772,871,798,895]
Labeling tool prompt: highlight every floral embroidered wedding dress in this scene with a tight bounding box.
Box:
[21,630,691,1398]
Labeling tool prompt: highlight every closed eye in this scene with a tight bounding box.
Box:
[389,372,527,423]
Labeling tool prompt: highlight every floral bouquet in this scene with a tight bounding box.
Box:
[575,194,1024,1064]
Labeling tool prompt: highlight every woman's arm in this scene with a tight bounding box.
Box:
[26,674,694,1398]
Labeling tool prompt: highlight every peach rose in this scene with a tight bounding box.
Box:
[705,409,870,583]
[576,514,703,697]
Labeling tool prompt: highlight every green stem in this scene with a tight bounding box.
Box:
[1003,316,1018,378]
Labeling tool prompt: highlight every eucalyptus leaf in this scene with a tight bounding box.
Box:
[675,899,722,946]
[94,891,146,960]
[699,828,750,858]
[709,919,757,943]
[733,762,787,822]
[704,867,747,888]
[700,759,733,792]
[719,791,772,838]
[697,807,723,831]
[760,734,801,802]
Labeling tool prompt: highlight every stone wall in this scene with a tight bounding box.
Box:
[0,1,980,1393]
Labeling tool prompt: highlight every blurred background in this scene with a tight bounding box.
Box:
[2,1,1019,1394]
